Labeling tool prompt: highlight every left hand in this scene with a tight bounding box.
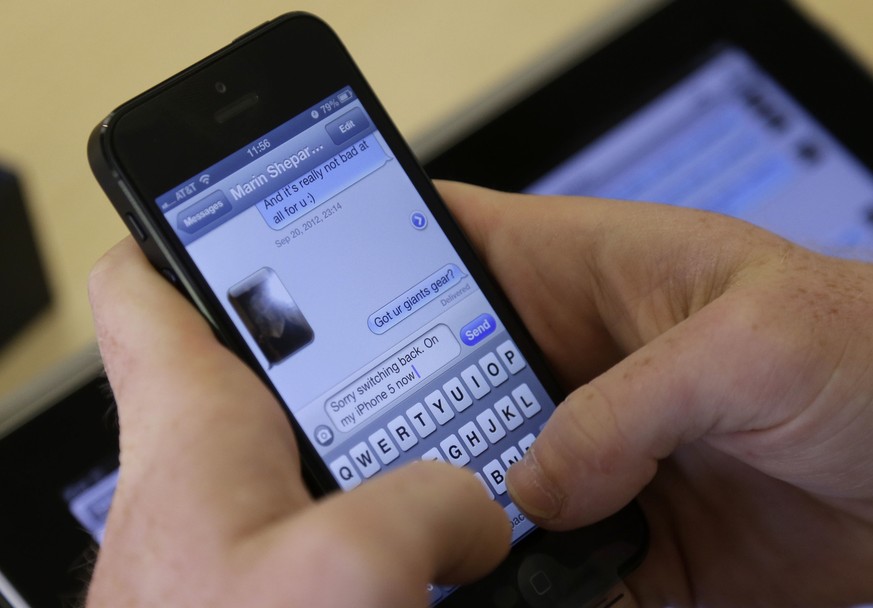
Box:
[86,237,510,608]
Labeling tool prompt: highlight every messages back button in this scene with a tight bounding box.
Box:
[176,190,232,234]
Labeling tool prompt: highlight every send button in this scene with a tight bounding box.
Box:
[460,313,496,346]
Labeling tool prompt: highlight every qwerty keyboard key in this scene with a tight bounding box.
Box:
[482,459,507,495]
[443,376,473,412]
[461,364,491,399]
[476,408,506,443]
[458,420,489,456]
[474,472,494,499]
[330,455,362,490]
[368,427,400,464]
[497,339,527,375]
[479,352,509,387]
[422,447,444,462]
[494,396,523,431]
[500,445,523,469]
[406,402,437,437]
[350,441,381,478]
[518,433,536,454]
[512,383,541,418]
[440,434,471,467]
[424,389,455,425]
[387,415,419,451]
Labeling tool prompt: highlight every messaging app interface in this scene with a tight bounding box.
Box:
[156,88,554,564]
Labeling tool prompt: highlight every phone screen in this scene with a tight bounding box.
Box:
[154,87,557,553]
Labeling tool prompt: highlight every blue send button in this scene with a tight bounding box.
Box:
[460,313,496,346]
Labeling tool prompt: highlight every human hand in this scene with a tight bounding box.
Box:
[439,181,873,607]
[86,238,509,607]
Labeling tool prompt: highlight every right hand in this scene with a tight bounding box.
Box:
[440,181,873,607]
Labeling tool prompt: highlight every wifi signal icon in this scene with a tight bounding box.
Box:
[199,174,211,186]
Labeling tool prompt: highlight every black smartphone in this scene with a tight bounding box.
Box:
[88,13,646,606]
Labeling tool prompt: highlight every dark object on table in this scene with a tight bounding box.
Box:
[0,166,51,346]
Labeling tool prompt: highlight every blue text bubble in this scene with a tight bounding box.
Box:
[368,264,466,334]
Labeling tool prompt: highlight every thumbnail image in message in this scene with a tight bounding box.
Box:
[228,268,314,365]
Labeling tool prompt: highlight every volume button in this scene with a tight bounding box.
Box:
[160,268,179,284]
[116,179,149,242]
[124,212,148,242]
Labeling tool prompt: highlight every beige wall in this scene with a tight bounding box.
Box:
[0,0,871,411]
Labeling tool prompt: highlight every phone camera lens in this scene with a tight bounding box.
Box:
[215,81,227,94]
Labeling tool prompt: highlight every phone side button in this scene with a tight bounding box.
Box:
[160,268,179,285]
[124,212,148,242]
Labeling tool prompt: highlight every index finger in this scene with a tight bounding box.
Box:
[261,462,511,607]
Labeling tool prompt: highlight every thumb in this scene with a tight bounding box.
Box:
[506,289,808,529]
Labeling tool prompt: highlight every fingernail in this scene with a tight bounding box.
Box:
[507,449,561,520]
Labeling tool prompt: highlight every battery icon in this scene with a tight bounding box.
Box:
[337,89,353,103]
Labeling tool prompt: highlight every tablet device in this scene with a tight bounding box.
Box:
[3,0,873,604]
[425,0,873,259]
[0,356,117,608]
